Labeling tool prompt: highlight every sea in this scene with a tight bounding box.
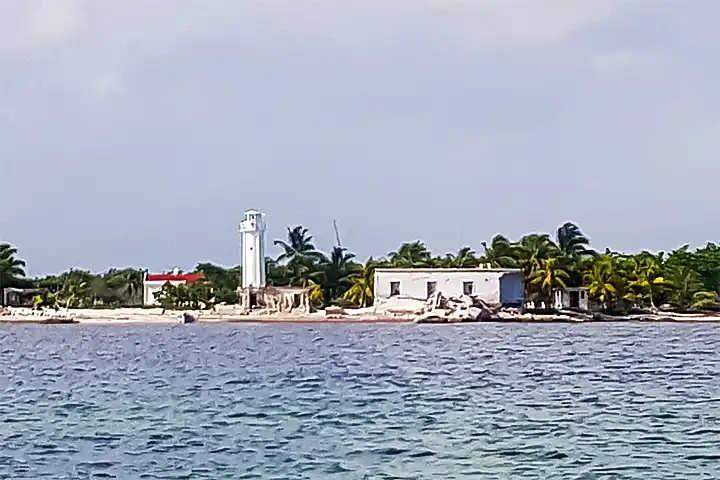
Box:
[1,323,719,479]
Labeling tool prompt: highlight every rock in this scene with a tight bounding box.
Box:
[325,306,346,316]
[414,310,448,323]
[180,312,196,324]
[466,307,486,321]
[448,309,466,322]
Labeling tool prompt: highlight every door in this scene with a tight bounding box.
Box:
[569,290,580,309]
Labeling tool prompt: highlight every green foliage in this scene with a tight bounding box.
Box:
[6,219,720,313]
[194,263,240,304]
[153,280,214,311]
[0,243,29,304]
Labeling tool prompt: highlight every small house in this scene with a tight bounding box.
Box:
[553,287,589,311]
[143,268,204,306]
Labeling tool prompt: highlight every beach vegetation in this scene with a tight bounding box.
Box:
[5,221,720,313]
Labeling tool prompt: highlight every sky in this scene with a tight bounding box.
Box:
[2,0,720,275]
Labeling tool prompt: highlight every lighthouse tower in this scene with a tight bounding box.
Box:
[239,209,266,288]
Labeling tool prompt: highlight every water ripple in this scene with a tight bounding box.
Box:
[1,323,719,478]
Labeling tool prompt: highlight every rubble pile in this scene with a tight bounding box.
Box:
[414,292,501,324]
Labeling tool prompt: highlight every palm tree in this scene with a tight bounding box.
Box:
[387,241,432,268]
[105,268,145,306]
[266,257,290,286]
[274,226,322,263]
[314,246,359,305]
[556,222,594,259]
[0,243,27,305]
[274,226,323,287]
[343,258,377,308]
[556,222,595,287]
[442,247,479,268]
[624,253,667,309]
[480,235,517,268]
[515,234,559,277]
[530,258,570,302]
[692,291,720,310]
[583,257,621,309]
[666,265,703,309]
[59,278,93,308]
[307,279,324,307]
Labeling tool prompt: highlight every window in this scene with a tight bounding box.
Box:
[580,290,586,299]
[426,281,437,297]
[463,281,474,296]
[390,281,401,297]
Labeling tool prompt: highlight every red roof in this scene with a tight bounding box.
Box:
[146,273,205,282]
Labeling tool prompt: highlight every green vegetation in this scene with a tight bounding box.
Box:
[3,222,720,312]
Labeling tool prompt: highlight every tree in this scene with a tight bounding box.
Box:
[314,246,359,305]
[530,258,570,302]
[266,257,291,286]
[57,271,94,308]
[388,241,432,268]
[556,222,594,260]
[515,234,559,278]
[0,243,27,304]
[307,279,324,307]
[441,247,479,268]
[692,291,720,310]
[153,279,214,311]
[343,258,377,307]
[194,263,240,304]
[274,226,323,287]
[480,235,517,268]
[274,226,322,263]
[623,253,667,309]
[583,256,622,309]
[665,265,703,309]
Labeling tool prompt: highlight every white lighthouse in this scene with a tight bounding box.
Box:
[239,209,266,288]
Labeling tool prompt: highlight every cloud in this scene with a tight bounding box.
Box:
[0,0,85,55]
[1,0,720,273]
[426,0,628,47]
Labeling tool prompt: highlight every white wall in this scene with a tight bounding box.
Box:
[240,211,266,288]
[143,280,188,306]
[554,289,589,311]
[374,269,524,307]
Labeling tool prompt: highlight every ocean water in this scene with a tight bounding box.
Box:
[1,323,719,479]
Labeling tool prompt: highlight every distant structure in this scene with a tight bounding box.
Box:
[239,209,266,288]
[373,268,525,314]
[143,268,204,306]
[553,287,589,311]
[237,209,311,314]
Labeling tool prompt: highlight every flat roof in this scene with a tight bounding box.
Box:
[374,268,522,274]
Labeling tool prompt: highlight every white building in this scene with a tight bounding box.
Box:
[374,268,524,310]
[553,287,589,311]
[143,268,205,306]
[239,209,266,288]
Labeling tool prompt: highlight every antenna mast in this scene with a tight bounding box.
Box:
[333,220,342,247]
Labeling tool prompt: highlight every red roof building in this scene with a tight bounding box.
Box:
[145,273,204,282]
[143,269,205,305]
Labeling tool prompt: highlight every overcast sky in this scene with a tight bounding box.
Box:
[2,0,719,275]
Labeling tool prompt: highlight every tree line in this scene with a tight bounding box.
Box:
[2,222,720,312]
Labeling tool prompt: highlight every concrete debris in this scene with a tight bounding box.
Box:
[414,292,499,323]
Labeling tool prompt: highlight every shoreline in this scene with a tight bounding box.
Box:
[3,307,720,326]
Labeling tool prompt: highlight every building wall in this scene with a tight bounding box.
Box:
[553,288,590,311]
[499,271,525,307]
[143,280,188,306]
[374,269,524,308]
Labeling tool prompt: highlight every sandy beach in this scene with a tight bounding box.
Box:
[4,306,720,325]
[0,306,407,325]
